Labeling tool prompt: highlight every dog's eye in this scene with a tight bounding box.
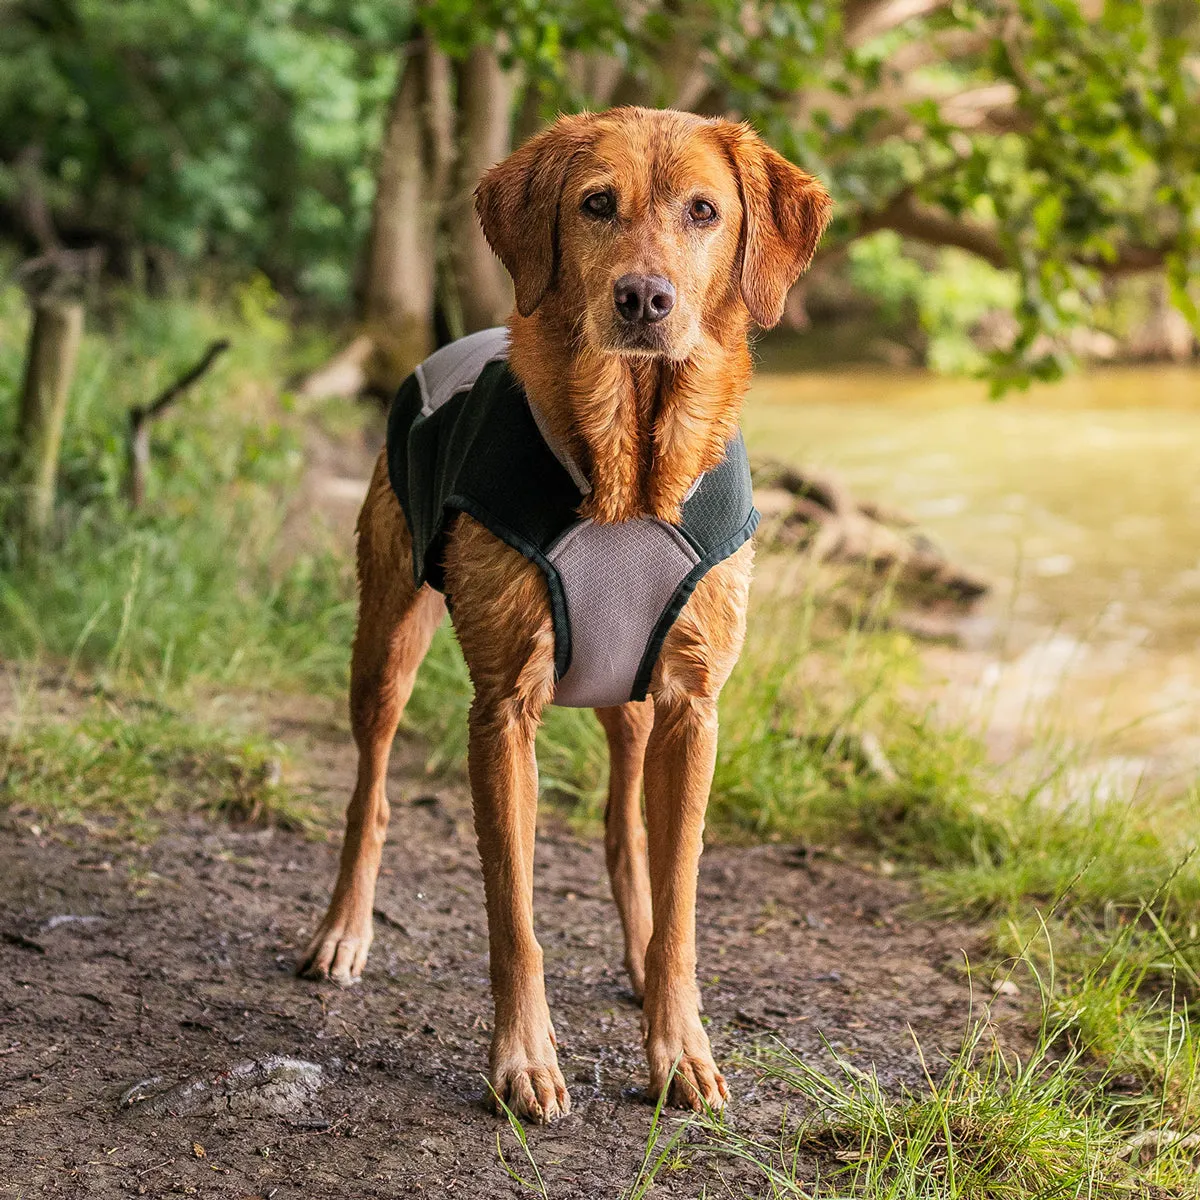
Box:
[582,191,616,219]
[688,198,718,224]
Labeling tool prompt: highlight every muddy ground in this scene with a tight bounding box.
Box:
[0,712,993,1199]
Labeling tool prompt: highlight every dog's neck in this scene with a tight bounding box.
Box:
[509,318,752,525]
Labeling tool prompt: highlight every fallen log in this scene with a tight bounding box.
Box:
[751,458,990,613]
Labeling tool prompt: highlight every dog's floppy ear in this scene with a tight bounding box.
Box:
[717,123,833,328]
[475,113,599,318]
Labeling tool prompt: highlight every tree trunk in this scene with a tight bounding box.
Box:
[14,298,84,543]
[449,46,518,334]
[357,36,454,395]
[608,0,709,108]
[15,146,61,253]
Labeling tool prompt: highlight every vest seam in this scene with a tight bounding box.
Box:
[440,493,574,681]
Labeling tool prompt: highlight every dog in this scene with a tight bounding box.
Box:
[299,106,832,1124]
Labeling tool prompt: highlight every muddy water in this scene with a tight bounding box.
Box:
[744,362,1200,785]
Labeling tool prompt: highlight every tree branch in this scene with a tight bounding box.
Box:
[884,27,997,73]
[799,82,1024,136]
[843,0,953,47]
[859,191,1172,275]
[127,339,230,508]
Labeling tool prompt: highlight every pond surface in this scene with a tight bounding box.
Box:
[744,362,1200,785]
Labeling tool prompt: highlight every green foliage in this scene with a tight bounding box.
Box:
[848,233,1021,374]
[980,0,1200,390]
[687,0,1199,388]
[0,0,406,303]
[4,0,1196,375]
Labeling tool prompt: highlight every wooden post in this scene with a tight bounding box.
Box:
[14,297,84,542]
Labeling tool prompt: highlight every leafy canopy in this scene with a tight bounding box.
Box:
[1,0,1195,383]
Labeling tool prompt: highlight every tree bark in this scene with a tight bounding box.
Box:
[14,298,84,543]
[357,36,454,394]
[449,45,518,333]
[15,146,61,253]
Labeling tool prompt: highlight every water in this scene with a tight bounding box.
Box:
[744,363,1200,783]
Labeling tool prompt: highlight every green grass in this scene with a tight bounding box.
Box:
[604,913,1200,1198]
[490,925,1200,1197]
[689,1009,1199,1197]
[0,691,318,837]
[0,277,359,697]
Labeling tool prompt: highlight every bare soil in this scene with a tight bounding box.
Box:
[0,712,990,1198]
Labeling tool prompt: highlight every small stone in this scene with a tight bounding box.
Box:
[121,1056,326,1119]
[991,979,1020,997]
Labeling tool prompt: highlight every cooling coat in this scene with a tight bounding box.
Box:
[386,327,760,709]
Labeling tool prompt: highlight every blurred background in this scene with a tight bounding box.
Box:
[0,0,1198,809]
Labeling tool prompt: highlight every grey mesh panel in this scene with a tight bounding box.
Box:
[549,519,700,708]
[415,327,510,415]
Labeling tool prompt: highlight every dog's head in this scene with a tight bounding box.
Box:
[476,107,832,361]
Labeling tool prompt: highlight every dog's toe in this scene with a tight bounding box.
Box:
[666,1054,728,1112]
[647,1022,729,1113]
[492,1062,571,1125]
[297,918,372,985]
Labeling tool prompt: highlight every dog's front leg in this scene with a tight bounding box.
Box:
[442,515,568,1123]
[469,688,570,1125]
[641,689,729,1112]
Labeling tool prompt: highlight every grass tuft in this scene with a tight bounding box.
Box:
[0,279,359,697]
[690,1004,1199,1196]
[0,696,317,836]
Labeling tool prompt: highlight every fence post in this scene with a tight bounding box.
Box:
[14,296,84,544]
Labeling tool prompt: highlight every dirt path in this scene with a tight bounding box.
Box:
[0,717,987,1198]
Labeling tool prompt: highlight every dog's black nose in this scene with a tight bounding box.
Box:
[613,274,675,324]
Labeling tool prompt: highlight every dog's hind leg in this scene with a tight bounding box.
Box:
[299,452,445,985]
[595,699,654,1002]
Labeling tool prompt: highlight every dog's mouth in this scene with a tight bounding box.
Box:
[589,313,693,361]
[609,322,670,356]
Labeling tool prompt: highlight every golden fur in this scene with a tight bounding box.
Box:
[300,107,831,1123]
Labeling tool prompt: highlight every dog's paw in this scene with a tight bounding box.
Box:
[296,912,373,985]
[653,1050,728,1112]
[490,1059,571,1125]
[646,1019,728,1112]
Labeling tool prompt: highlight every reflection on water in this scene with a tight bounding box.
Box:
[744,363,1200,782]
